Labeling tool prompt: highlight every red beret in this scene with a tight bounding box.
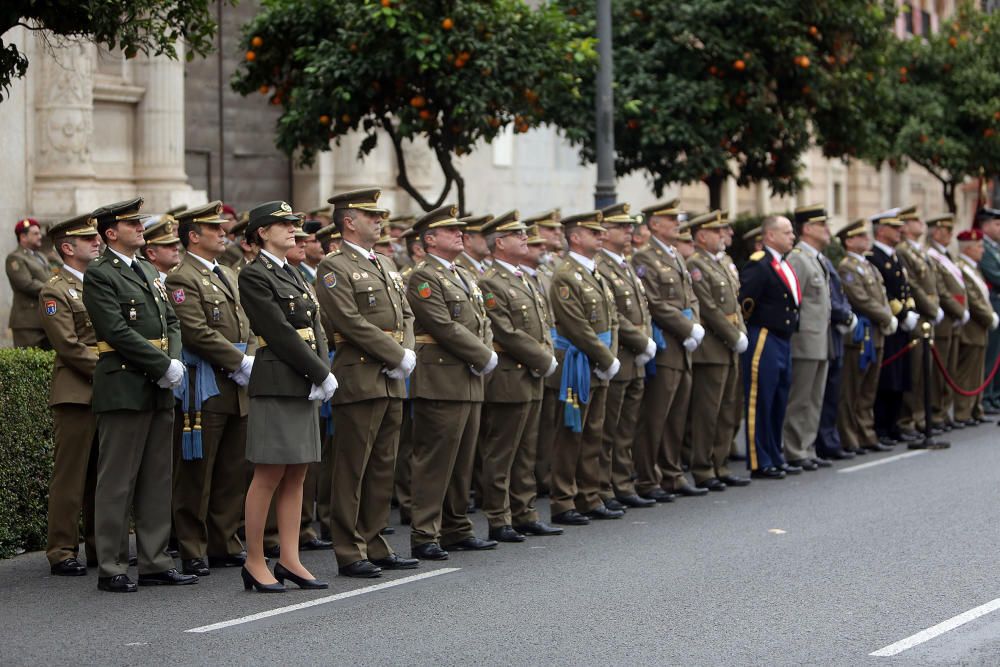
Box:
[222,204,237,217]
[14,218,38,235]
[957,228,983,242]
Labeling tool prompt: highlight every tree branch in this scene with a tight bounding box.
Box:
[382,116,452,212]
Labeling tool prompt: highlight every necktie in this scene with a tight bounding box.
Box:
[213,265,233,293]
[283,263,301,286]
[131,261,147,284]
[368,252,387,280]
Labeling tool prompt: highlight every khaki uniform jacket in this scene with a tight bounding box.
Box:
[238,255,330,398]
[454,252,487,278]
[687,247,745,365]
[82,250,182,412]
[6,246,52,331]
[549,255,619,387]
[838,253,892,349]
[959,256,994,347]
[896,240,940,324]
[596,250,651,381]
[314,245,415,405]
[630,240,699,370]
[528,268,560,392]
[928,243,968,340]
[786,243,832,361]
[39,267,97,406]
[480,263,553,402]
[407,257,493,402]
[220,242,244,269]
[165,255,254,416]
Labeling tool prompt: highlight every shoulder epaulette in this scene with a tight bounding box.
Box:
[749,250,765,262]
[863,251,873,257]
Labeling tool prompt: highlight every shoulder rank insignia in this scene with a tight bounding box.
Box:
[749,250,766,262]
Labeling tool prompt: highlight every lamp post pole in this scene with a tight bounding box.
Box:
[594,0,616,209]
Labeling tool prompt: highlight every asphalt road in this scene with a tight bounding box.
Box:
[3,422,1000,666]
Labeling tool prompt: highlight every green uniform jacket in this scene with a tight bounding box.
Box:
[480,262,553,403]
[596,250,651,381]
[549,255,619,387]
[238,255,330,397]
[838,253,892,349]
[927,243,968,340]
[687,247,745,365]
[220,242,244,269]
[39,267,97,406]
[165,255,254,416]
[82,250,181,412]
[314,245,414,405]
[6,246,51,332]
[533,266,560,391]
[407,258,493,402]
[959,256,994,347]
[981,237,1000,310]
[630,241,699,371]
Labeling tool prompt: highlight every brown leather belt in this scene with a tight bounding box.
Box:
[257,327,315,348]
[95,337,169,355]
[414,334,439,345]
[334,330,404,345]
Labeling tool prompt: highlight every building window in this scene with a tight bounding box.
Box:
[921,10,931,36]
[833,181,844,216]
[905,3,915,34]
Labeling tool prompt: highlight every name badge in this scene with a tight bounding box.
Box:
[129,307,137,321]
[212,307,221,322]
[368,293,377,308]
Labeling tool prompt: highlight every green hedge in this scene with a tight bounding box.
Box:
[0,348,55,558]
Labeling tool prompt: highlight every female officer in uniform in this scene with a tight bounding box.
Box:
[238,201,338,592]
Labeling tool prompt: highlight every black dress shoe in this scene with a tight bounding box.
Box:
[371,553,420,570]
[948,420,965,430]
[337,560,382,579]
[411,543,449,560]
[615,494,656,508]
[300,537,333,551]
[895,430,920,442]
[551,510,591,525]
[780,463,803,475]
[719,474,751,487]
[864,442,893,452]
[208,553,246,568]
[51,557,87,576]
[672,484,709,497]
[276,561,330,588]
[584,505,624,520]
[639,488,675,503]
[488,525,526,543]
[138,568,198,586]
[984,404,1000,415]
[603,498,627,512]
[751,467,785,479]
[822,449,856,460]
[696,478,727,491]
[443,536,498,551]
[381,526,396,535]
[98,574,137,593]
[240,566,285,592]
[961,418,979,427]
[787,459,818,471]
[513,520,564,536]
[877,436,898,447]
[848,447,867,456]
[182,558,210,576]
[812,457,833,468]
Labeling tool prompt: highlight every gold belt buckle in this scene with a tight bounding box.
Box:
[160,336,168,350]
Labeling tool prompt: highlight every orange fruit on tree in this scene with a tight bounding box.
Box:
[994,111,1000,120]
[319,115,331,125]
[419,109,432,120]
[258,84,270,95]
[627,119,640,130]
[733,59,746,71]
[948,36,958,47]
[808,25,819,37]
[985,128,995,138]
[797,55,810,68]
[245,50,256,62]
[251,36,263,48]
[410,95,426,108]
[341,114,351,124]
[899,66,908,75]
[442,17,454,30]
[381,0,392,6]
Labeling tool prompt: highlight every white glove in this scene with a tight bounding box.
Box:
[934,307,945,325]
[690,323,706,344]
[595,358,621,381]
[229,354,254,387]
[991,313,1000,331]
[384,348,417,380]
[543,356,558,378]
[901,311,920,332]
[157,358,185,389]
[734,332,749,354]
[471,351,499,376]
[634,337,658,367]
[308,372,338,401]
[682,336,699,352]
[848,312,860,335]
[961,309,971,325]
[882,315,898,335]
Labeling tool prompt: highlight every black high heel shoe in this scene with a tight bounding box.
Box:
[274,562,329,590]
[241,566,286,593]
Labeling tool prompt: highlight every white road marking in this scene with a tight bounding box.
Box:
[870,598,1000,656]
[768,529,786,535]
[185,567,460,634]
[837,450,927,473]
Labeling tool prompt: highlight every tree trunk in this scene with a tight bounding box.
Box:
[382,117,453,212]
[943,180,957,214]
[706,173,725,210]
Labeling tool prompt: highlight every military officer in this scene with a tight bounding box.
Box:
[400,226,425,278]
[685,210,752,488]
[926,213,968,430]
[140,216,182,282]
[297,219,326,284]
[525,210,564,276]
[781,205,834,470]
[164,202,255,576]
[455,215,491,276]
[742,225,764,255]
[739,216,801,478]
[314,188,419,578]
[975,208,1000,414]
[595,203,657,508]
[477,212,563,541]
[836,219,897,455]
[6,218,52,348]
[388,215,416,269]
[316,223,342,256]
[547,211,622,525]
[406,205,498,560]
[83,198,193,592]
[40,213,102,575]
[955,229,999,423]
[631,200,707,500]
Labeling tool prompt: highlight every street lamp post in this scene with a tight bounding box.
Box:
[594,0,616,209]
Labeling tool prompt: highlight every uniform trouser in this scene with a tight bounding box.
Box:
[535,386,561,494]
[549,384,607,516]
[299,427,334,542]
[599,377,643,498]
[46,404,98,566]
[743,327,791,471]
[954,342,986,421]
[394,400,414,520]
[410,399,481,547]
[95,409,175,577]
[634,366,691,493]
[814,354,846,457]
[172,410,247,561]
[838,346,883,451]
[12,327,50,349]
[931,335,959,424]
[729,363,745,458]
[874,390,904,438]
[900,337,926,431]
[480,400,539,528]
[690,362,737,483]
[330,398,401,566]
[782,358,829,463]
[986,324,1000,406]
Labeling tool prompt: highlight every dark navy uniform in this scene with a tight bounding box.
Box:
[868,243,914,440]
[813,253,855,459]
[738,248,800,472]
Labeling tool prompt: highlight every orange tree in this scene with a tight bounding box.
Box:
[553,0,897,207]
[231,0,596,213]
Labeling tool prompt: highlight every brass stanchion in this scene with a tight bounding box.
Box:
[916,321,949,450]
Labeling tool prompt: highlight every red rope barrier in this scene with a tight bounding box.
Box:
[880,340,916,368]
[930,344,1000,397]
